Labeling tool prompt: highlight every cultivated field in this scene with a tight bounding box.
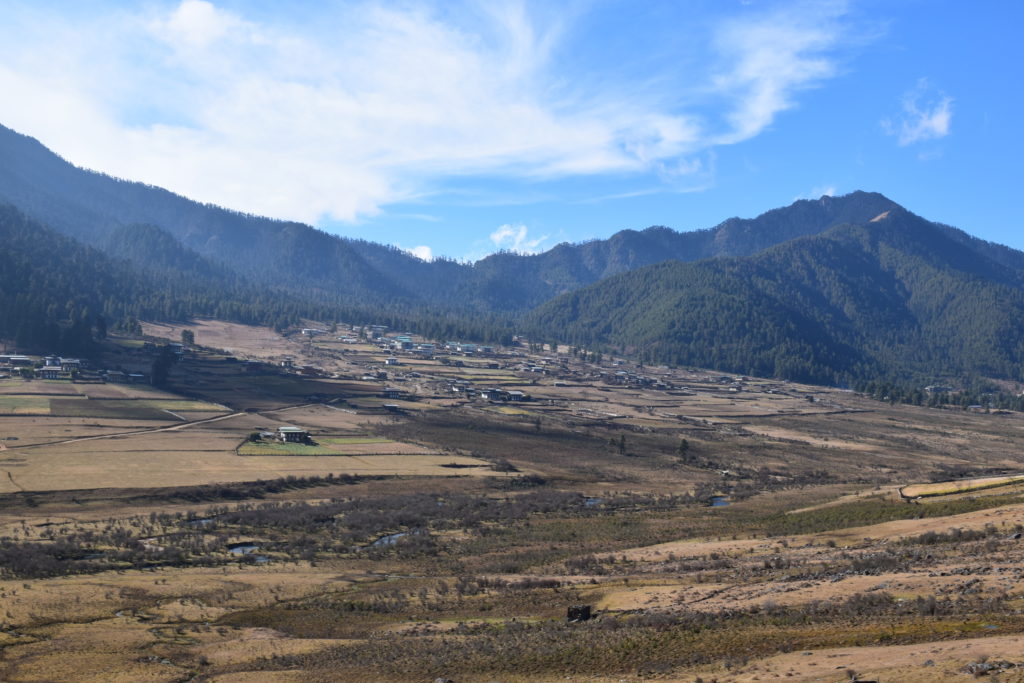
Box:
[3,324,1024,680]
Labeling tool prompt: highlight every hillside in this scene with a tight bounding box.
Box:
[0,204,359,352]
[5,122,1024,386]
[0,124,901,311]
[527,207,1024,385]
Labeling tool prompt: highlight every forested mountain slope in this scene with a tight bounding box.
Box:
[0,204,520,352]
[0,124,902,311]
[476,190,900,294]
[527,208,1024,385]
[6,122,1024,386]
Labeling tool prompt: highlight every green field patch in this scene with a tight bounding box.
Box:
[320,437,393,445]
[239,441,339,456]
[111,338,146,348]
[0,395,52,415]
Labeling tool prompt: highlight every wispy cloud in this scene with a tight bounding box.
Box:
[711,1,852,145]
[882,78,953,146]
[0,0,860,228]
[490,223,549,254]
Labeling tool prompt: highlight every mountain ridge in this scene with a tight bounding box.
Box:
[0,123,904,311]
[4,122,1024,386]
[527,207,1024,384]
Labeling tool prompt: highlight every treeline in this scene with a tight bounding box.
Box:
[857,379,1024,411]
[0,204,516,354]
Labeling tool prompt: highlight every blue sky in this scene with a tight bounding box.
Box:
[0,0,1020,260]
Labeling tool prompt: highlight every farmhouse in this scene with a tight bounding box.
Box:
[60,358,81,372]
[384,357,400,366]
[381,387,404,400]
[276,426,309,443]
[38,366,64,380]
[480,388,511,402]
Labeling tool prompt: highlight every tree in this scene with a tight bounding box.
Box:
[181,329,195,346]
[151,346,176,387]
[618,434,627,455]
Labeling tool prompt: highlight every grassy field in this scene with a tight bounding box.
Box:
[239,436,435,456]
[4,326,1024,680]
[238,441,340,455]
[320,436,392,444]
[901,473,1024,498]
[0,395,52,415]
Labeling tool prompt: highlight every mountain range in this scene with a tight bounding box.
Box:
[2,122,1023,386]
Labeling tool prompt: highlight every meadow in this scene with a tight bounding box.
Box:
[2,325,1024,680]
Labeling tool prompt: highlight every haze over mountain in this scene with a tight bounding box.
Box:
[3,123,1024,387]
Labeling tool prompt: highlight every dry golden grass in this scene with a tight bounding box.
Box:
[7,328,1024,681]
[722,634,1024,682]
[902,474,1024,498]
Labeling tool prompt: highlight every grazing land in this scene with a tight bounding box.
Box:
[3,324,1024,681]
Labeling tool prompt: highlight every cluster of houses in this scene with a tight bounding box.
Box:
[442,380,529,402]
[0,355,83,380]
[480,388,529,402]
[0,354,153,384]
[375,334,496,357]
[277,357,329,377]
[600,370,672,390]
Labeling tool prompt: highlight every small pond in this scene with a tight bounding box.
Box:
[228,543,259,555]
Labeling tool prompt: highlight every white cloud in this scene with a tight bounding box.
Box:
[0,1,858,228]
[883,78,953,146]
[157,0,241,48]
[406,245,434,261]
[490,224,549,254]
[711,1,850,145]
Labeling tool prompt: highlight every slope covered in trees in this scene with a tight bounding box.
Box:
[0,204,518,352]
[0,124,902,312]
[527,208,1024,385]
[5,122,1024,387]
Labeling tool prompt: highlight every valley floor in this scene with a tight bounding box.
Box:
[3,324,1024,681]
